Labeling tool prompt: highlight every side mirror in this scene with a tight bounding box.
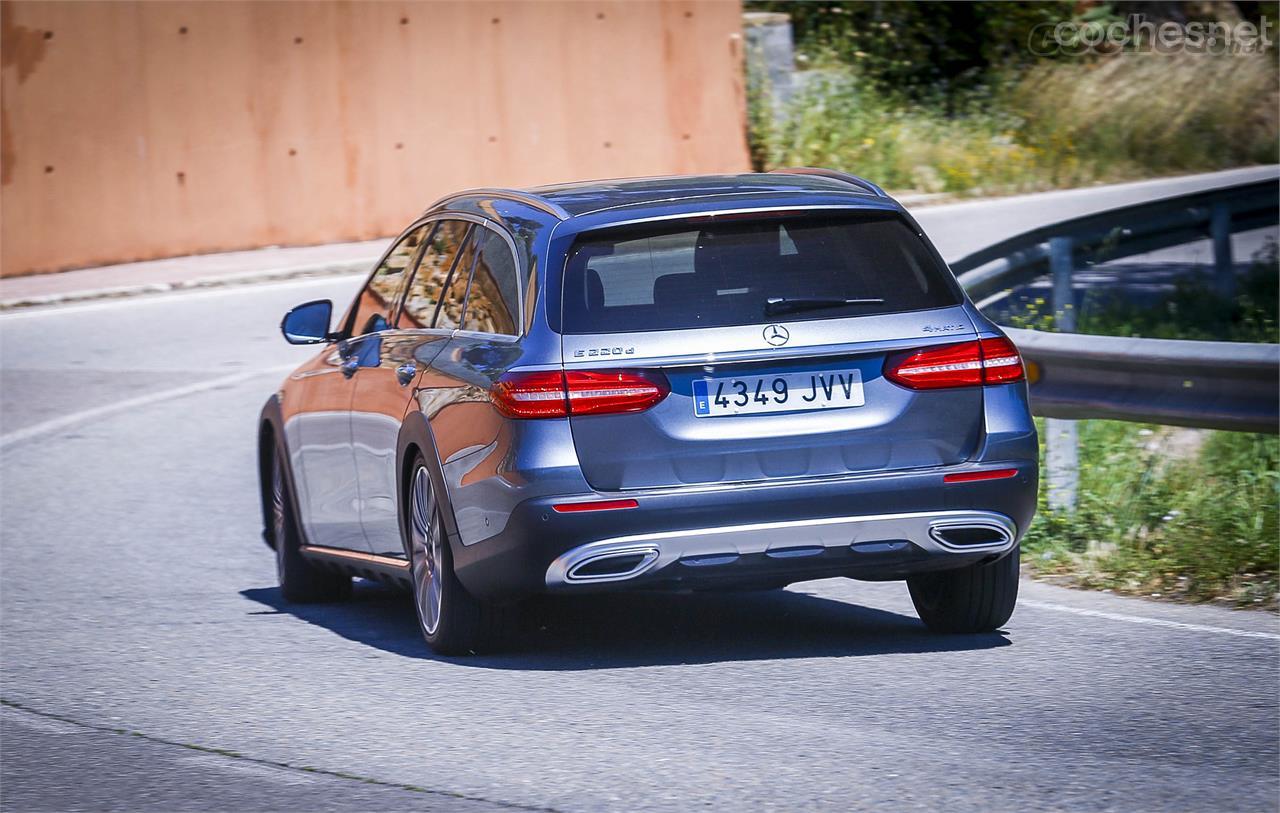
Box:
[281,299,335,345]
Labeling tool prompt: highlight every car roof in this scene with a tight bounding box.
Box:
[427,170,892,223]
[529,172,882,217]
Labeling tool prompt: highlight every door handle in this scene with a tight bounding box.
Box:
[396,363,417,386]
[341,357,359,378]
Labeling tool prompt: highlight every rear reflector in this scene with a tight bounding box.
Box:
[943,468,1019,484]
[491,369,669,419]
[884,336,1025,390]
[552,498,639,513]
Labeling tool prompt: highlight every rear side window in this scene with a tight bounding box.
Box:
[434,229,478,330]
[560,212,960,334]
[462,229,519,335]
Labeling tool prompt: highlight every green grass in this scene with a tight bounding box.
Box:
[749,52,1279,195]
[1004,244,1278,609]
[1023,421,1279,608]
[1005,240,1280,343]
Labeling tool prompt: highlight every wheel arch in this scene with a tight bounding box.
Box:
[396,411,461,561]
[257,394,306,551]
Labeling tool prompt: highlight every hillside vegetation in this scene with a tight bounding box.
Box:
[747,3,1279,195]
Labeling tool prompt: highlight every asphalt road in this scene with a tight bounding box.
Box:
[2,170,1278,813]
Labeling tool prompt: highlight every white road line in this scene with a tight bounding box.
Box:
[0,273,364,321]
[0,365,295,451]
[1020,598,1280,641]
[1,704,90,736]
[175,753,319,786]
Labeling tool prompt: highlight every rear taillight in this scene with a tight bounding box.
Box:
[977,337,1025,384]
[564,370,670,415]
[490,371,569,418]
[491,369,669,419]
[884,337,1025,390]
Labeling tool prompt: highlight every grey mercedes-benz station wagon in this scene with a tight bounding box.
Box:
[258,169,1038,654]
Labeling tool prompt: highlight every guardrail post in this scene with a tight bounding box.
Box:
[743,12,796,116]
[1048,236,1076,331]
[1046,418,1079,511]
[1211,201,1235,299]
[1046,236,1078,511]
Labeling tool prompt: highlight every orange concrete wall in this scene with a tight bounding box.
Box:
[0,1,748,276]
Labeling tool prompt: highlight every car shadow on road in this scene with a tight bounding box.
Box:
[241,580,1009,669]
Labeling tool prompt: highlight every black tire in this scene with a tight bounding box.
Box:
[907,546,1020,633]
[270,446,351,603]
[406,454,513,655]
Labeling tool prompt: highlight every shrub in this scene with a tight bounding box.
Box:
[750,52,1279,195]
[1023,422,1279,607]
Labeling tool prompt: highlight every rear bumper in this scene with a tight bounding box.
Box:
[452,462,1037,601]
[546,508,1016,587]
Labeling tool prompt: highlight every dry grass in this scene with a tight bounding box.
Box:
[752,52,1280,195]
[1012,52,1280,185]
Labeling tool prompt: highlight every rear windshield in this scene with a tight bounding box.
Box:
[559,212,961,334]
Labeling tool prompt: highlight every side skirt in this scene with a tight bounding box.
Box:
[299,545,413,590]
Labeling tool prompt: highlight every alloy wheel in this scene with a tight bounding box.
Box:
[272,452,287,583]
[409,467,443,636]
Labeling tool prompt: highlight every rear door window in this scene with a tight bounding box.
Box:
[560,212,960,334]
[398,219,471,329]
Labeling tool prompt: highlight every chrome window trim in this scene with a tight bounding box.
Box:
[392,213,525,339]
[450,328,521,343]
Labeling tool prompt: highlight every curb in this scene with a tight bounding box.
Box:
[0,260,373,311]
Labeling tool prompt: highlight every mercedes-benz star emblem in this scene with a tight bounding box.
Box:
[763,324,790,346]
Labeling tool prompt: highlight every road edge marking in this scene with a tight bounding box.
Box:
[1020,598,1280,641]
[0,699,559,812]
[0,365,296,451]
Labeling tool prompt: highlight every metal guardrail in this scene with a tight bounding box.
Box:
[1005,328,1279,434]
[951,176,1279,434]
[954,178,1279,302]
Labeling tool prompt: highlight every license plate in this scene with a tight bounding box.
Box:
[692,370,865,417]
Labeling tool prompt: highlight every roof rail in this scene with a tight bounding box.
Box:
[769,167,887,198]
[425,188,571,221]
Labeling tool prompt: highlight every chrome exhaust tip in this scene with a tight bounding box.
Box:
[562,545,660,583]
[928,520,1014,551]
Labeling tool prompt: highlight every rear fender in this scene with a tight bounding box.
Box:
[396,411,462,560]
